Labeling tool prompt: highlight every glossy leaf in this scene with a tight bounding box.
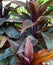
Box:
[24,37,34,61]
[42,28,53,50]
[5,26,21,39]
[0,47,15,61]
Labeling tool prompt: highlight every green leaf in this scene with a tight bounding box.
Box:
[37,0,49,5]
[0,59,9,65]
[42,28,53,50]
[0,48,15,61]
[14,23,22,28]
[5,26,21,39]
[0,28,6,35]
[9,56,20,65]
[44,4,53,15]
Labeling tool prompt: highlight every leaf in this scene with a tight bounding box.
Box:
[0,35,20,50]
[0,36,8,48]
[3,47,15,59]
[24,37,34,61]
[27,35,38,46]
[0,59,9,65]
[37,0,49,5]
[21,13,31,20]
[42,28,53,50]
[0,28,6,35]
[40,0,53,15]
[0,18,5,26]
[36,31,47,49]
[20,16,46,34]
[5,26,21,39]
[17,35,37,54]
[20,19,33,34]
[8,39,20,51]
[0,47,15,61]
[19,54,30,65]
[7,17,24,23]
[44,4,53,15]
[9,56,21,65]
[17,40,25,54]
[29,1,41,22]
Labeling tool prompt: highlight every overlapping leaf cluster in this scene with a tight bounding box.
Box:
[0,0,53,65]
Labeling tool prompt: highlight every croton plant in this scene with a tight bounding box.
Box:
[0,0,53,65]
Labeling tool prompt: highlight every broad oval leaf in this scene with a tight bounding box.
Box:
[5,26,21,39]
[0,47,15,61]
[24,37,34,61]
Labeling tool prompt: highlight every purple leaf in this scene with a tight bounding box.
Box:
[24,37,34,61]
[19,54,30,65]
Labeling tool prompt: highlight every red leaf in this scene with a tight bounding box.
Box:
[20,19,33,34]
[24,37,34,61]
[29,1,40,22]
